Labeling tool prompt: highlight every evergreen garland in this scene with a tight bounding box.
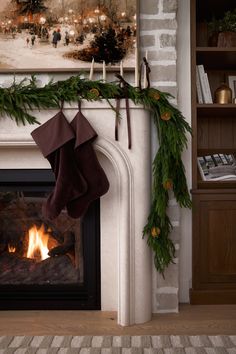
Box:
[0,75,192,275]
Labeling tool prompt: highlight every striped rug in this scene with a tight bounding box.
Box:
[0,335,235,353]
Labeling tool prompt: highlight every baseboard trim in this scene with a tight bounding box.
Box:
[190,289,236,304]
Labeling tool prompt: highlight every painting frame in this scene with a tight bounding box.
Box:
[0,0,139,73]
[228,75,236,99]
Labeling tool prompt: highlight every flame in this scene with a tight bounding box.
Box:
[26,224,49,262]
[8,245,16,253]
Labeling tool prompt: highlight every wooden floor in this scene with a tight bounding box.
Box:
[0,305,236,335]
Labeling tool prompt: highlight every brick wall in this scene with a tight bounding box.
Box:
[140,0,180,313]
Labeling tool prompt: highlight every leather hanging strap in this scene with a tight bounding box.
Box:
[78,100,82,112]
[60,99,64,111]
[139,62,143,91]
[143,57,151,89]
[124,88,132,150]
[115,74,132,149]
[115,98,120,141]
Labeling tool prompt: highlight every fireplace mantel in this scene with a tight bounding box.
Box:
[0,100,152,326]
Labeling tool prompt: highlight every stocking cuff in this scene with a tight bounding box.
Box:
[70,112,97,149]
[31,112,75,157]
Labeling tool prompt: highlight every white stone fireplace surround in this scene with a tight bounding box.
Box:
[0,99,152,326]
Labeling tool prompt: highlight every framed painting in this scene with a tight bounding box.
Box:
[228,75,236,99]
[0,0,138,72]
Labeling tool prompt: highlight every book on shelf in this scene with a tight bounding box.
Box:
[196,64,213,104]
[196,67,203,104]
[197,153,236,181]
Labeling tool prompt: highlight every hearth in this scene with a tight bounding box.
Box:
[0,169,101,310]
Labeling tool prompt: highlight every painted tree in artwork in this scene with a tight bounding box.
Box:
[91,27,125,63]
[13,0,47,15]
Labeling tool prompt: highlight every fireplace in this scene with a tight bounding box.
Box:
[0,169,101,310]
[0,98,152,325]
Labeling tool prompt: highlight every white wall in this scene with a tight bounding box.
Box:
[177,0,192,303]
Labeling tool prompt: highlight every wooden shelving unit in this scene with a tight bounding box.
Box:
[196,48,236,70]
[190,0,236,304]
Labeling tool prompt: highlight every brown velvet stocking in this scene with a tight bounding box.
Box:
[66,109,109,218]
[31,111,87,220]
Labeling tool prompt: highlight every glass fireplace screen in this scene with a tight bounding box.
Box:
[0,170,84,286]
[0,190,83,286]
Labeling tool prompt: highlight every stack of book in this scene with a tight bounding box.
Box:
[196,64,213,104]
[197,153,236,181]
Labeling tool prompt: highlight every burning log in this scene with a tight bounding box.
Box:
[0,252,79,284]
[48,231,75,257]
[0,241,7,254]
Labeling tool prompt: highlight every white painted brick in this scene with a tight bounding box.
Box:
[141,0,178,315]
[156,287,178,294]
[163,0,178,13]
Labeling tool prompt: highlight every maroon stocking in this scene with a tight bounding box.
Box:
[31,110,87,220]
[66,107,109,218]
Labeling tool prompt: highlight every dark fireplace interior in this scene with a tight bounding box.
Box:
[0,169,101,310]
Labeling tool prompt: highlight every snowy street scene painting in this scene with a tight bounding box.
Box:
[0,0,137,70]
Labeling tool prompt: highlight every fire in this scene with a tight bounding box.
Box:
[8,245,16,253]
[26,224,49,262]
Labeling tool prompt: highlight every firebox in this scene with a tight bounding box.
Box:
[0,169,101,310]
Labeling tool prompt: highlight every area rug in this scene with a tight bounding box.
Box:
[0,335,235,353]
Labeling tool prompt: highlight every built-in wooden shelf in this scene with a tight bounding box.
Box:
[197,181,236,189]
[191,0,236,305]
[192,188,236,195]
[197,47,236,51]
[197,104,236,117]
[197,148,236,155]
[196,47,236,70]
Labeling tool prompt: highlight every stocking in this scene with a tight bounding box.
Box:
[31,110,87,220]
[66,107,109,218]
